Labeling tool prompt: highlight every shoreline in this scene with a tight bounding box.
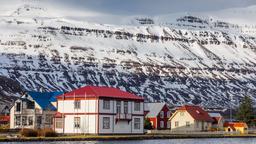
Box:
[1,134,256,142]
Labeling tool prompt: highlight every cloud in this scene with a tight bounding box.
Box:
[1,0,256,16]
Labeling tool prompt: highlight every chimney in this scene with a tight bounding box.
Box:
[39,87,44,92]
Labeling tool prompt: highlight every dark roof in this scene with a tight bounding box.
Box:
[177,105,214,122]
[57,86,143,101]
[27,91,63,111]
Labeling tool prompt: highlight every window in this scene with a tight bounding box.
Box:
[160,121,164,128]
[28,116,33,126]
[103,100,110,110]
[74,117,80,128]
[175,121,179,127]
[45,114,53,124]
[186,121,190,127]
[124,101,128,114]
[103,117,110,129]
[134,118,140,129]
[37,116,42,126]
[16,102,21,112]
[74,100,81,109]
[116,101,121,113]
[15,116,21,126]
[22,116,27,126]
[167,121,171,128]
[160,111,164,118]
[180,112,184,116]
[27,101,35,109]
[55,118,63,129]
[134,102,140,111]
[167,111,171,118]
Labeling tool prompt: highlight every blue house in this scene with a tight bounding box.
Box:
[10,91,63,129]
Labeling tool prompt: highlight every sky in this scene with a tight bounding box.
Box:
[0,0,256,25]
[1,0,256,16]
[53,0,256,15]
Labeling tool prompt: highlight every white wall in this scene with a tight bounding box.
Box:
[56,99,144,134]
[61,115,97,134]
[10,106,15,129]
[57,99,97,113]
[171,111,212,131]
[10,99,55,129]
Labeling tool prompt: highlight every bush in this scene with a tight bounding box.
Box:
[43,129,58,137]
[144,118,153,130]
[19,129,38,137]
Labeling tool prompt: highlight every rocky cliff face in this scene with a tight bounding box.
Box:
[1,4,256,108]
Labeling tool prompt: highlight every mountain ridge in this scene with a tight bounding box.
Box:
[0,3,256,109]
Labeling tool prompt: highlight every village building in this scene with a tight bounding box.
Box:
[1,106,11,116]
[10,91,63,129]
[169,105,213,131]
[208,112,224,131]
[54,86,144,134]
[144,103,171,129]
[224,122,248,134]
[0,115,10,126]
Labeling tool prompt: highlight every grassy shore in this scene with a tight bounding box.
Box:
[1,133,256,142]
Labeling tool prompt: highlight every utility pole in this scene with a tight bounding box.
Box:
[229,93,232,122]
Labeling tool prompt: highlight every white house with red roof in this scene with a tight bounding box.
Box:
[169,105,213,131]
[54,86,144,134]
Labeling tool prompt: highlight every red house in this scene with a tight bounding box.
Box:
[145,103,171,129]
[0,115,10,125]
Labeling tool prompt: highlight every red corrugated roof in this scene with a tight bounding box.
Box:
[0,116,10,122]
[177,105,213,122]
[224,122,248,128]
[57,86,144,101]
[55,112,65,118]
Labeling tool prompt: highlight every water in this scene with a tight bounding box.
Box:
[3,138,256,144]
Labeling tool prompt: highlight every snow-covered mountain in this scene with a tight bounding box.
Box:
[1,3,256,109]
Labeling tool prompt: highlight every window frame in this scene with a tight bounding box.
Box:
[45,114,53,124]
[103,100,110,110]
[22,116,27,126]
[37,116,42,125]
[27,101,35,109]
[16,102,21,112]
[74,100,81,109]
[74,117,80,129]
[116,101,121,113]
[175,121,179,127]
[160,111,164,118]
[15,116,21,126]
[160,120,164,128]
[167,111,171,118]
[134,118,141,129]
[28,116,33,126]
[134,102,140,111]
[103,117,110,129]
[124,101,128,114]
[55,118,63,129]
[186,121,190,127]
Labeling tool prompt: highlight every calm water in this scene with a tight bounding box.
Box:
[3,138,256,144]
